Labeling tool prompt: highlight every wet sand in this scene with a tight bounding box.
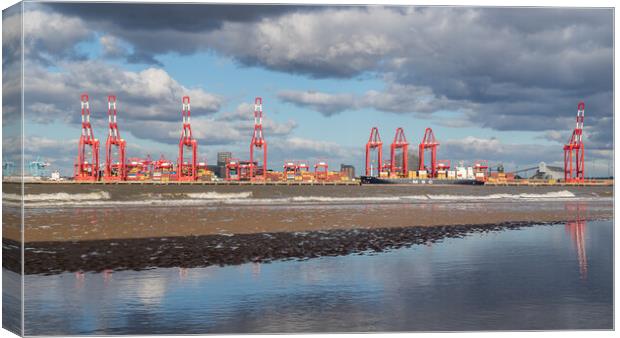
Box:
[8,219,604,275]
[10,201,611,242]
[2,183,611,275]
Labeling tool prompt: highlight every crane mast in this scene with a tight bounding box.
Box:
[74,94,100,181]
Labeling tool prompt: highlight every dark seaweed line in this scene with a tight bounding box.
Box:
[4,218,608,275]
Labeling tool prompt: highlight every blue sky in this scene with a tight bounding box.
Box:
[2,3,613,176]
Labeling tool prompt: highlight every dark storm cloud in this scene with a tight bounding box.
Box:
[11,4,614,155]
[43,3,330,63]
[45,3,316,32]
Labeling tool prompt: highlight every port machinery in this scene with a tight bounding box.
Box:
[103,95,127,181]
[178,96,198,181]
[473,160,489,177]
[314,160,329,181]
[419,127,438,177]
[363,126,468,180]
[250,97,267,181]
[564,102,585,182]
[225,158,241,181]
[365,127,383,176]
[390,127,409,176]
[283,160,297,180]
[74,94,100,181]
[364,127,408,177]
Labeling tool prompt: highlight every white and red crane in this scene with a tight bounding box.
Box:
[250,97,268,180]
[103,95,126,181]
[178,96,198,181]
[74,94,100,181]
[564,102,585,182]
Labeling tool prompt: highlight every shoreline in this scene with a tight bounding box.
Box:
[7,200,611,242]
[4,182,614,200]
[8,217,610,275]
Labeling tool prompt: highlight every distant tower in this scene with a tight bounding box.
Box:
[250,97,267,180]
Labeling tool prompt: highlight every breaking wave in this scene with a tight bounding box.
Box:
[185,192,253,199]
[3,191,111,202]
[426,190,577,201]
[4,189,604,209]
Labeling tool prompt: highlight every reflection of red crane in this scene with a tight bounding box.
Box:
[418,127,438,177]
[365,127,383,176]
[250,97,267,180]
[565,203,588,279]
[75,94,100,181]
[178,96,198,181]
[103,95,126,181]
[564,102,585,182]
[390,128,408,177]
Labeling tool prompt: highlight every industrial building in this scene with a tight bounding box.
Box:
[340,164,355,179]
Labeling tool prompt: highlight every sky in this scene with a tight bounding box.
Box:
[2,3,614,177]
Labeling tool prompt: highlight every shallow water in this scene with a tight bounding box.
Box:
[20,219,612,335]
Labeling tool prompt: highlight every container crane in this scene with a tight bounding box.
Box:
[365,127,383,176]
[250,97,267,180]
[74,94,100,181]
[564,102,585,182]
[314,160,329,181]
[103,95,126,181]
[178,96,198,181]
[390,128,408,177]
[226,158,240,181]
[419,127,438,177]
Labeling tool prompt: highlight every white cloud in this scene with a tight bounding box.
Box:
[24,60,222,124]
[278,83,470,116]
[278,90,356,115]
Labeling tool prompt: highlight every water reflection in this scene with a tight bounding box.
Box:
[23,219,612,334]
[565,202,588,279]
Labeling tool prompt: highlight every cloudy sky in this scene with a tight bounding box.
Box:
[2,3,614,176]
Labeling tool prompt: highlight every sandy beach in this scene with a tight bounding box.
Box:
[2,183,612,274]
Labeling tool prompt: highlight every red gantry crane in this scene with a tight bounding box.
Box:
[74,94,100,181]
[226,158,240,181]
[178,96,198,181]
[564,102,585,182]
[365,127,383,176]
[419,127,438,177]
[103,95,126,181]
[390,128,408,177]
[314,160,329,181]
[250,97,268,180]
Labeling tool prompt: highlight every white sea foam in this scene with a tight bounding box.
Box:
[426,190,577,201]
[10,189,605,209]
[290,196,402,203]
[185,192,252,199]
[3,191,111,201]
